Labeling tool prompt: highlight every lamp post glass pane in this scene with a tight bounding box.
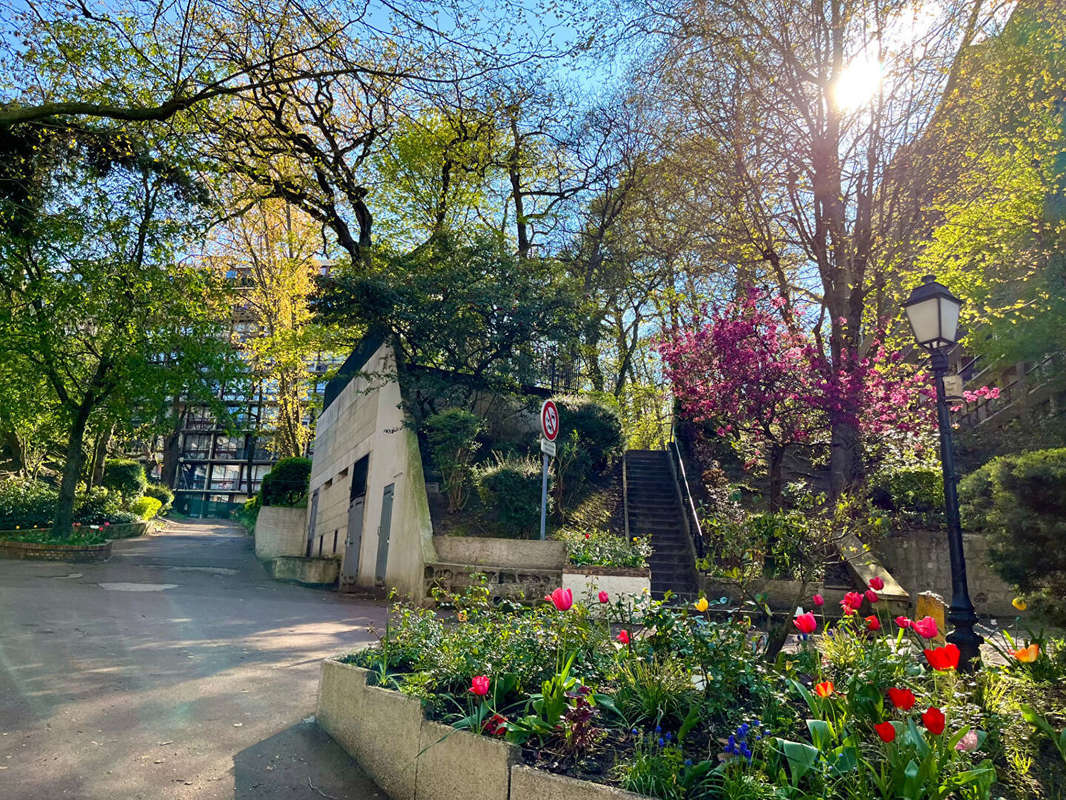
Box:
[905,296,942,347]
[939,300,960,345]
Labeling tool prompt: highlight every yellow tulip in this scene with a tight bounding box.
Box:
[694,597,709,613]
[1012,597,1028,611]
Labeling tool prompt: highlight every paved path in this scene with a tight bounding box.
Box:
[0,518,386,799]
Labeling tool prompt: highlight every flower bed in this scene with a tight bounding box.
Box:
[334,578,1066,800]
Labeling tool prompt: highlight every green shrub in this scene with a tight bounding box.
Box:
[130,496,163,520]
[960,448,1066,623]
[477,455,547,538]
[144,483,174,513]
[0,477,58,528]
[554,395,623,472]
[425,408,484,512]
[871,466,944,516]
[260,457,312,507]
[556,528,651,568]
[552,396,623,511]
[102,459,147,500]
[74,486,137,524]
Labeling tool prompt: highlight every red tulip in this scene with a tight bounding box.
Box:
[812,593,825,607]
[545,587,573,611]
[865,615,881,632]
[869,576,885,591]
[469,675,490,697]
[814,681,833,698]
[887,687,916,711]
[921,706,946,735]
[617,629,630,645]
[865,589,879,605]
[912,616,939,639]
[842,591,864,611]
[793,612,817,635]
[598,590,609,604]
[895,616,912,629]
[923,643,960,671]
[874,721,896,743]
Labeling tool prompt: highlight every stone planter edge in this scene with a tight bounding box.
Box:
[316,659,652,800]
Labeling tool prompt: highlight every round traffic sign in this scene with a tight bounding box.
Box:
[540,400,559,442]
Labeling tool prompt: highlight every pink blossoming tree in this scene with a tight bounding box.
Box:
[660,288,937,506]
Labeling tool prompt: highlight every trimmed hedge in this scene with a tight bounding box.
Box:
[102,459,147,499]
[144,483,174,513]
[260,457,312,507]
[130,496,163,520]
[960,448,1066,623]
[871,466,944,514]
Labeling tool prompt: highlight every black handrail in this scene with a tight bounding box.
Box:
[669,422,705,559]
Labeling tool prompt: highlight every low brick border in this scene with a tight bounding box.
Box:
[317,660,648,800]
[0,539,112,562]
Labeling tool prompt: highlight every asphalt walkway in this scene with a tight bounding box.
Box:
[0,517,386,799]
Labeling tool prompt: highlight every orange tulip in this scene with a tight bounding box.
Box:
[814,681,834,698]
[1013,643,1039,663]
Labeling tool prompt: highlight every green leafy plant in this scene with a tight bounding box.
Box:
[129,495,162,520]
[476,454,545,538]
[425,408,483,512]
[556,528,651,569]
[259,456,311,507]
[101,459,147,501]
[959,448,1066,623]
[143,483,174,513]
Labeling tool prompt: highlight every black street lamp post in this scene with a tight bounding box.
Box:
[902,275,983,671]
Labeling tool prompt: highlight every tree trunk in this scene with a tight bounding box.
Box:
[768,443,785,511]
[89,424,112,486]
[52,401,93,537]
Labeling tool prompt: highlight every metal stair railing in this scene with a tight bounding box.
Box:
[668,422,705,560]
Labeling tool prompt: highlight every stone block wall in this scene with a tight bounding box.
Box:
[874,530,1018,618]
[254,506,308,559]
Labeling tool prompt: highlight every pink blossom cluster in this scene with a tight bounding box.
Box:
[658,288,937,462]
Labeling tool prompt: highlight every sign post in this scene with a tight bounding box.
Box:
[539,400,559,541]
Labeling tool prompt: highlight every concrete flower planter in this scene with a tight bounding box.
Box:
[563,567,651,614]
[316,660,650,800]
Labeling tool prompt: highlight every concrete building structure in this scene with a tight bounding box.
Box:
[304,333,435,599]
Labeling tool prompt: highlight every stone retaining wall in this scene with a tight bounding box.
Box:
[0,539,112,562]
[874,530,1018,618]
[254,506,308,559]
[432,536,566,570]
[317,661,650,800]
[266,556,339,586]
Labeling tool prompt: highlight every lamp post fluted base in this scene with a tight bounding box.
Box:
[946,604,982,672]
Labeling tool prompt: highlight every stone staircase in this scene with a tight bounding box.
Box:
[625,450,699,600]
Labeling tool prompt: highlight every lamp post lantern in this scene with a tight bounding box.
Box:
[902,275,982,670]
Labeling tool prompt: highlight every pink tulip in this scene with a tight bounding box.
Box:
[545,587,573,611]
[616,630,630,645]
[865,589,879,604]
[869,576,884,591]
[469,675,490,696]
[598,591,609,604]
[812,594,824,607]
[895,616,912,629]
[912,616,939,639]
